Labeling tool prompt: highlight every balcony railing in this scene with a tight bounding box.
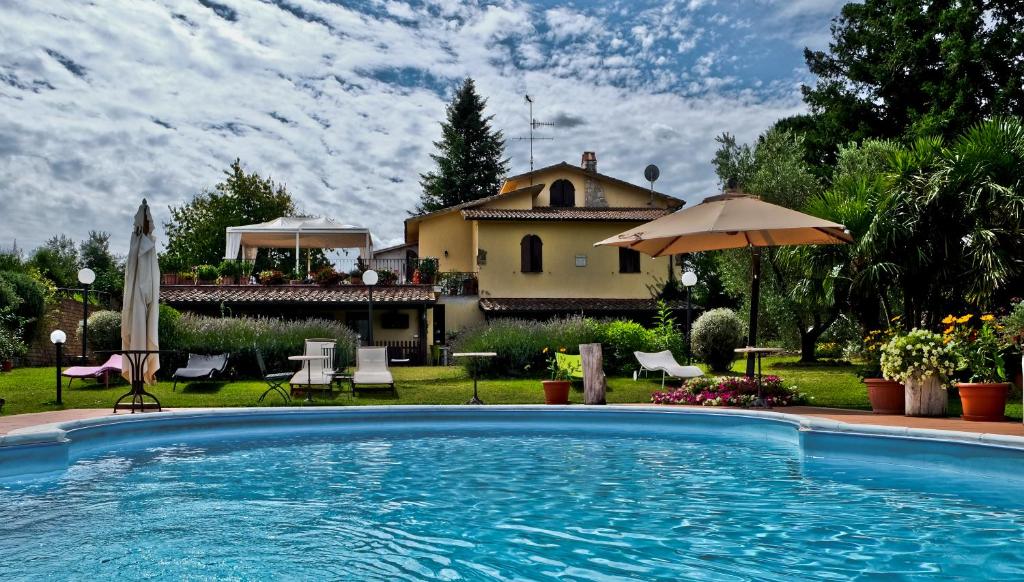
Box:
[165,257,479,295]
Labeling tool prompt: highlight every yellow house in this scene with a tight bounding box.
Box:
[406,152,686,339]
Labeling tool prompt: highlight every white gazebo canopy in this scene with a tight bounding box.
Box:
[225,216,373,273]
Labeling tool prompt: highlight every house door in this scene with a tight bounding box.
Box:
[433,304,446,344]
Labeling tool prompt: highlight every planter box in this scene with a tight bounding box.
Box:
[905,375,947,417]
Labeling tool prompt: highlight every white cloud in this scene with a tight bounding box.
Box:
[0,0,808,254]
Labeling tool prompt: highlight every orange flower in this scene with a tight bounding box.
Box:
[943,326,954,335]
[956,314,973,324]
[981,314,995,322]
[941,315,955,325]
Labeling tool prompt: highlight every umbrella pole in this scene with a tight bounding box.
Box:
[746,247,760,377]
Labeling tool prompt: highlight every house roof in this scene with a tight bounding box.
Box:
[461,207,674,222]
[405,183,545,243]
[478,297,696,313]
[502,162,684,207]
[161,285,436,306]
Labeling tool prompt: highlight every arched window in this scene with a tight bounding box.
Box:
[520,234,543,273]
[549,179,575,207]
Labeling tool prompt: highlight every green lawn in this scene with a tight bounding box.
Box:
[1,358,1020,419]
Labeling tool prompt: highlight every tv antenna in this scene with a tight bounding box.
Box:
[644,164,660,206]
[512,94,554,180]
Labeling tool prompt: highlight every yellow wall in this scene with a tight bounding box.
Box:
[438,295,485,332]
[417,211,475,272]
[502,167,672,209]
[476,221,670,299]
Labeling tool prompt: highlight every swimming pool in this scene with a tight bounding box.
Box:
[1,407,1023,579]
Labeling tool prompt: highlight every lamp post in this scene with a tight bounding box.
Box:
[77,268,95,362]
[363,269,379,345]
[50,330,66,405]
[681,271,698,364]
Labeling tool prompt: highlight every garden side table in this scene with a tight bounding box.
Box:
[96,349,174,414]
[452,352,497,405]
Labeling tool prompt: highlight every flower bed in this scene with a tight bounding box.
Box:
[651,375,809,407]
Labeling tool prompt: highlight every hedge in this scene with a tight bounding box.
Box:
[451,315,681,377]
[82,307,358,378]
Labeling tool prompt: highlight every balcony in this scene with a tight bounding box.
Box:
[162,257,478,296]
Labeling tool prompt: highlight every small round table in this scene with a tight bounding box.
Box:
[734,347,784,407]
[288,354,328,402]
[96,349,174,414]
[452,352,497,405]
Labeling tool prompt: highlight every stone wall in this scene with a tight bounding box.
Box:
[24,298,87,366]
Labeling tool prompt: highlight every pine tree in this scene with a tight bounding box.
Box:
[417,78,509,213]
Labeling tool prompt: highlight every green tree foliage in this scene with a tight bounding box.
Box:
[712,128,836,361]
[162,160,298,273]
[28,234,79,288]
[0,270,49,342]
[418,78,509,213]
[79,231,124,301]
[691,308,745,373]
[795,0,1024,168]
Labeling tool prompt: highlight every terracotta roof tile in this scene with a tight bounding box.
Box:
[161,285,436,305]
[479,297,696,312]
[461,207,673,222]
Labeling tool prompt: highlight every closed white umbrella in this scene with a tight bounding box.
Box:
[121,199,160,385]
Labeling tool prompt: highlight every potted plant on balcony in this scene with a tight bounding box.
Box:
[195,264,219,285]
[218,260,242,285]
[946,314,1009,422]
[349,268,363,285]
[314,266,342,287]
[860,325,903,414]
[541,347,571,404]
[880,329,957,417]
[259,270,286,286]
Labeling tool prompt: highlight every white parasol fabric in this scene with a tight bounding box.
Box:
[121,200,160,384]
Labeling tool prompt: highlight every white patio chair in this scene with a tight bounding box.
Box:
[633,350,703,389]
[289,339,337,395]
[352,346,396,396]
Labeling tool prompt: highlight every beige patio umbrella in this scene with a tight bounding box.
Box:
[596,191,852,375]
[121,199,160,384]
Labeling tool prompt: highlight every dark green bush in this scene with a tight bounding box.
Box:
[195,264,219,281]
[451,316,661,377]
[692,308,745,372]
[0,270,49,342]
[81,308,357,377]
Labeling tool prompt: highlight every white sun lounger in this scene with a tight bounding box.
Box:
[633,350,703,388]
[351,346,395,396]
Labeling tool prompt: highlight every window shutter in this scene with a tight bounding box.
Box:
[532,236,543,272]
[619,248,640,273]
[550,180,575,207]
[521,235,531,272]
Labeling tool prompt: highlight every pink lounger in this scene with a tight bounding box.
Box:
[62,354,123,389]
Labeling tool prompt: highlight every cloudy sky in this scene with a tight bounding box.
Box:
[0,0,844,255]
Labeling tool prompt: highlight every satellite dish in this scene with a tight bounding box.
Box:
[644,164,660,183]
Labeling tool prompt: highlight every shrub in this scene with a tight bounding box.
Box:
[452,316,655,377]
[171,313,358,377]
[218,260,242,279]
[81,305,182,354]
[0,325,27,362]
[691,308,745,372]
[600,320,657,374]
[0,270,50,342]
[314,267,343,286]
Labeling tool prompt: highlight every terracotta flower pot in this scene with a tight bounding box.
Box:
[1,360,11,372]
[542,380,570,405]
[957,382,1009,422]
[863,378,905,414]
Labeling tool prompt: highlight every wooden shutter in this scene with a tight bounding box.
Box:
[550,180,575,207]
[619,248,640,273]
[521,235,542,273]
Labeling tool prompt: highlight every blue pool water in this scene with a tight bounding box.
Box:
[2,421,1024,579]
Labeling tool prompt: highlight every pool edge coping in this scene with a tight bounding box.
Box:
[3,405,1024,451]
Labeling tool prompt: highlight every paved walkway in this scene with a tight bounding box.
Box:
[2,406,1023,437]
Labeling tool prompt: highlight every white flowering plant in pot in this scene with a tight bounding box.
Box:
[880,329,957,383]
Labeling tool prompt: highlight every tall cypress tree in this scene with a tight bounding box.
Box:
[417,78,509,213]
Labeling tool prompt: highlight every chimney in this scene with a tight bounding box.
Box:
[581,151,597,173]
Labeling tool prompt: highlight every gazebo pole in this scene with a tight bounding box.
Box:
[294,232,300,277]
[746,246,761,377]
